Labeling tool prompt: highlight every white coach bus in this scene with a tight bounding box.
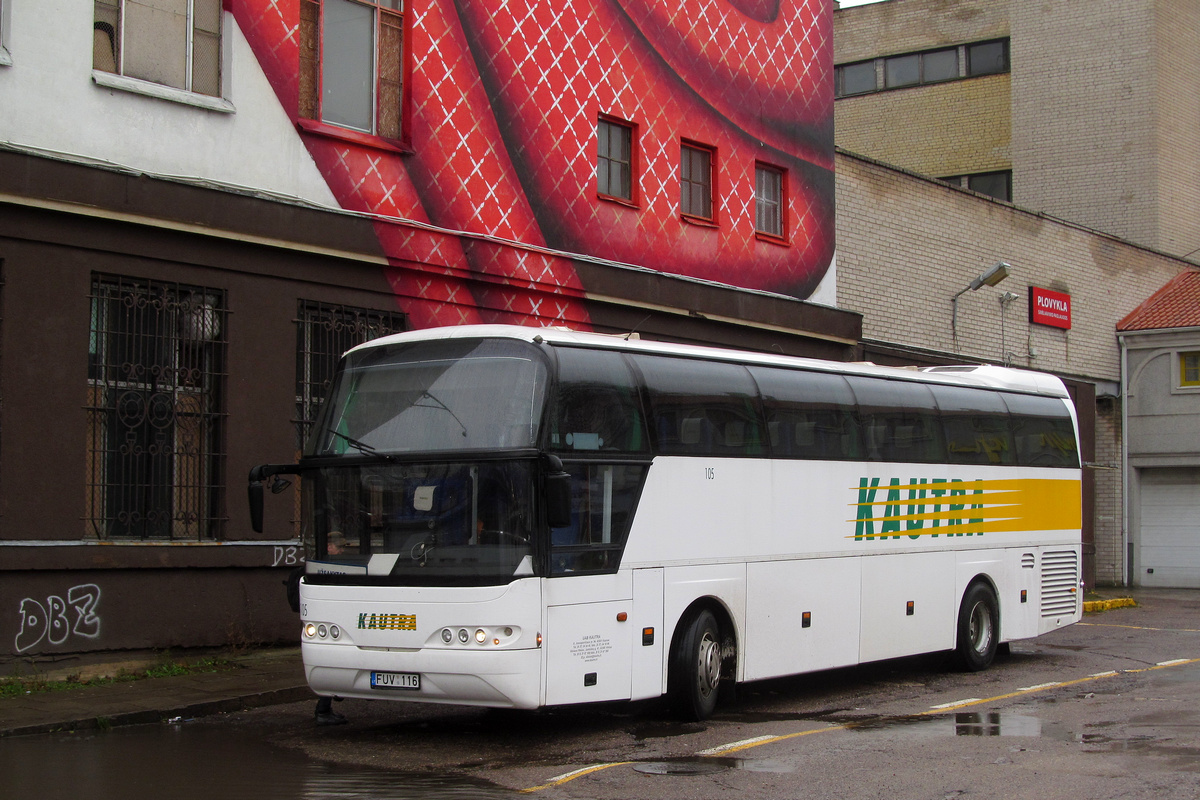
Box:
[250,325,1082,720]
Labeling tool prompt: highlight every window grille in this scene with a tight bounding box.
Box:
[86,275,227,540]
[294,301,406,450]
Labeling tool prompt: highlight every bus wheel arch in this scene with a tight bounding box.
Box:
[955,578,1000,672]
[667,599,738,721]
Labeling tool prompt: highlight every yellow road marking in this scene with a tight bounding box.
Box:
[1079,622,1200,633]
[519,657,1200,792]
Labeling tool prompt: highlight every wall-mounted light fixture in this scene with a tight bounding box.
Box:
[952,261,1010,345]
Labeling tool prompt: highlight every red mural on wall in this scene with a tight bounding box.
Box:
[233,0,834,329]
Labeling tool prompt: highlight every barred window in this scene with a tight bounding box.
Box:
[86,275,227,540]
[294,301,406,450]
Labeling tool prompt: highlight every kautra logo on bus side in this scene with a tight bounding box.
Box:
[848,476,1082,541]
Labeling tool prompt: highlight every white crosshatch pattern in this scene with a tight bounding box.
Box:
[240,0,833,325]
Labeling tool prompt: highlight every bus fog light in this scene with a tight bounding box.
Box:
[304,623,317,638]
[475,629,487,644]
[503,627,513,637]
[441,628,453,644]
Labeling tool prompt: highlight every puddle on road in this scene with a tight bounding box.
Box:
[0,723,517,800]
[633,757,795,776]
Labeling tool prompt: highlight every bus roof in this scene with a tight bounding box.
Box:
[348,324,1071,399]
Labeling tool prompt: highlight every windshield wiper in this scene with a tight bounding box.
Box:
[414,390,469,438]
[327,429,397,462]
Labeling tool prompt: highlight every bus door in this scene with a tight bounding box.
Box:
[543,572,634,705]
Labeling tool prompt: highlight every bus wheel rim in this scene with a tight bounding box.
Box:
[969,601,993,653]
[697,631,721,697]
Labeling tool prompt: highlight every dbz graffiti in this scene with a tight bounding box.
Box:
[15,584,102,653]
[233,0,835,330]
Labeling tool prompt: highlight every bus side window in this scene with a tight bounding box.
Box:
[1003,393,1078,467]
[548,348,647,453]
[550,463,647,575]
[752,367,860,461]
[933,384,1014,466]
[633,355,764,457]
[847,377,943,464]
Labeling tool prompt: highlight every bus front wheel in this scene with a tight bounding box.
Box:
[670,609,723,721]
[955,582,999,671]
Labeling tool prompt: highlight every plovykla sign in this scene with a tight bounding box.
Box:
[1030,287,1072,329]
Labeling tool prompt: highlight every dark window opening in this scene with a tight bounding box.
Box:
[680,142,715,221]
[597,116,635,202]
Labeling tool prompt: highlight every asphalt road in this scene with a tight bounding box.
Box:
[205,589,1200,800]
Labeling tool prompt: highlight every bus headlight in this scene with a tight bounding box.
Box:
[475,629,487,644]
[442,628,453,643]
[304,623,317,638]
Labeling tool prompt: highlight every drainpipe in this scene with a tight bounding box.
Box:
[1119,334,1131,587]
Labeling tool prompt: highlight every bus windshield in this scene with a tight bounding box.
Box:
[309,338,549,457]
[303,459,537,585]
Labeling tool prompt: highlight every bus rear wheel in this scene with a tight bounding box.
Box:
[955,583,999,671]
[670,609,723,721]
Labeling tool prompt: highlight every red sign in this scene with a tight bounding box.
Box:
[1030,287,1072,329]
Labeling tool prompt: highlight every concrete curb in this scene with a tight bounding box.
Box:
[1083,597,1137,612]
[0,647,309,738]
[0,685,313,738]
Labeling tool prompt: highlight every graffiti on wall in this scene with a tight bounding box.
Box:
[15,584,101,653]
[272,545,304,568]
[233,0,835,328]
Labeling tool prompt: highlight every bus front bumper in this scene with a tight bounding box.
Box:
[302,641,543,709]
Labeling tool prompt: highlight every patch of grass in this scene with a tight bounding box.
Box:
[0,655,231,699]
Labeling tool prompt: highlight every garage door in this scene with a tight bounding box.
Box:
[1139,468,1200,588]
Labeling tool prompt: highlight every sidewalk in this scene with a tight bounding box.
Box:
[0,646,310,738]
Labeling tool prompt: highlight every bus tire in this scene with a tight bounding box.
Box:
[670,609,723,721]
[955,582,999,672]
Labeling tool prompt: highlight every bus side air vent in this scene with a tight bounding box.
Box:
[1040,551,1079,617]
[1021,553,1035,569]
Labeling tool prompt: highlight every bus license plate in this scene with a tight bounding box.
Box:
[370,671,420,690]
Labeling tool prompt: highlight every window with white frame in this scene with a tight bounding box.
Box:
[93,0,222,97]
[299,0,407,141]
[754,163,785,239]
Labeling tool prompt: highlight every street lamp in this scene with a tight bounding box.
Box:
[952,261,1010,345]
